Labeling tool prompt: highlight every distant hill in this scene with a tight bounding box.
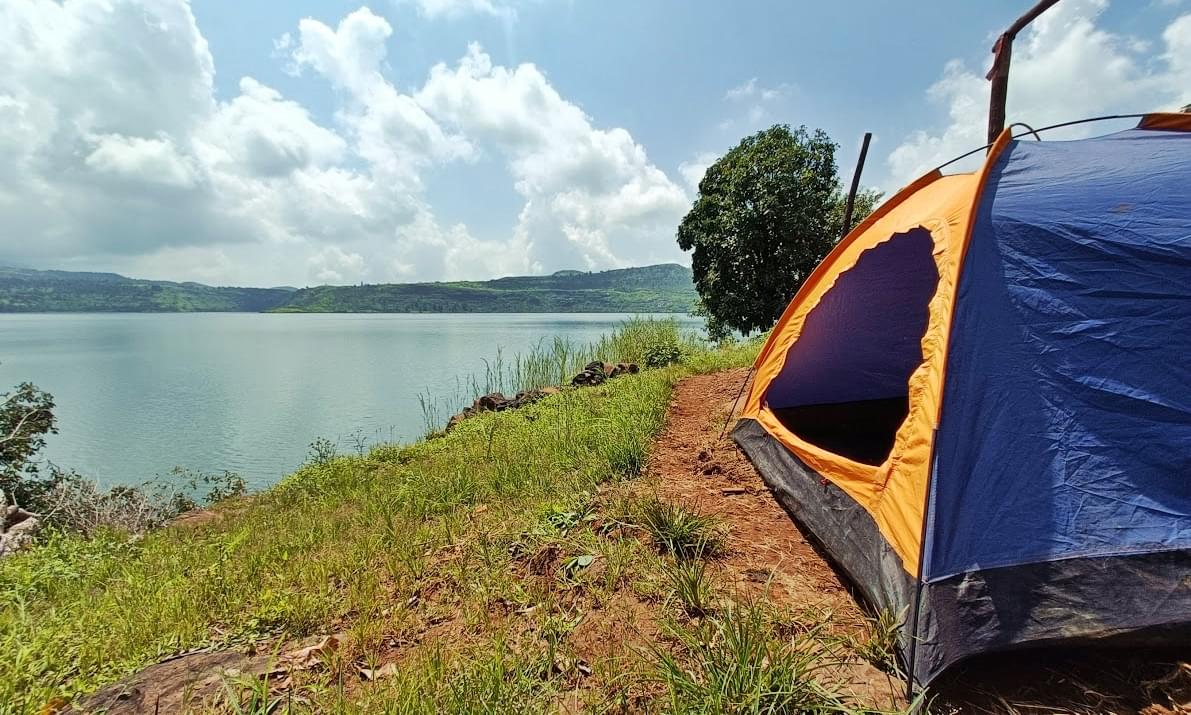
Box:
[0,267,295,312]
[271,264,697,313]
[0,264,697,313]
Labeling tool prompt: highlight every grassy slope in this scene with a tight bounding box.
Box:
[0,323,892,714]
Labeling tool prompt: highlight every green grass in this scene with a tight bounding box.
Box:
[636,497,727,560]
[0,319,766,714]
[0,318,906,714]
[665,559,717,618]
[651,604,884,714]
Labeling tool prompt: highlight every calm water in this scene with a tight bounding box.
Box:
[1,313,697,489]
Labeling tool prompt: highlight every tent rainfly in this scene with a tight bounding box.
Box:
[733,113,1191,688]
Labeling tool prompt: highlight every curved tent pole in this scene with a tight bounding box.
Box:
[987,0,1062,144]
[934,113,1150,173]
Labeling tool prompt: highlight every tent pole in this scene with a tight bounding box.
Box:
[905,429,939,704]
[986,0,1061,144]
[839,132,873,242]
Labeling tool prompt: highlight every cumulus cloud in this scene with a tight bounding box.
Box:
[414,44,690,270]
[0,0,689,285]
[887,0,1191,187]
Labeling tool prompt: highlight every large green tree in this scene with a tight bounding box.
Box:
[677,125,880,338]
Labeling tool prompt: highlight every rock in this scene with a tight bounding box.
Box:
[571,361,608,387]
[608,362,639,378]
[476,392,511,411]
[0,503,41,558]
[443,386,559,432]
[571,359,637,386]
[71,633,348,714]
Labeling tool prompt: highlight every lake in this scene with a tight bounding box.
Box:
[1,313,698,490]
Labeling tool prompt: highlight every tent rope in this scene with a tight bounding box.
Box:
[719,366,754,440]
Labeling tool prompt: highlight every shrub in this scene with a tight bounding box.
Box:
[643,341,683,369]
[40,467,247,537]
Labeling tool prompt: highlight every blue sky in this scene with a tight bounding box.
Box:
[1,0,1188,286]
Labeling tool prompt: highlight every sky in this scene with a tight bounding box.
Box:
[1,0,1188,287]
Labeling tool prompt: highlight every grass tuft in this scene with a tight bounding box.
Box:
[666,559,716,618]
[652,603,867,714]
[637,497,726,560]
[854,608,904,676]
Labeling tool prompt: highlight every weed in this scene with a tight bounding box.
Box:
[306,437,338,466]
[854,608,904,676]
[651,603,863,714]
[220,669,294,715]
[637,498,725,560]
[666,559,716,617]
[643,340,684,369]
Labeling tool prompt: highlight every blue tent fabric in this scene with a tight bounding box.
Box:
[927,129,1191,582]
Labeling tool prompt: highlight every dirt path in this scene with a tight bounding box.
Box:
[649,369,1190,715]
[644,368,862,611]
[639,367,901,707]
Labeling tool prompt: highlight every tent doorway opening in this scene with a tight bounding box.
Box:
[765,228,939,465]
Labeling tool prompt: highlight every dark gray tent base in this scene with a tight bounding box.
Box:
[732,417,1191,687]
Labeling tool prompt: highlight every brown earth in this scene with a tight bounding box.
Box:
[628,367,901,707]
[644,368,1190,715]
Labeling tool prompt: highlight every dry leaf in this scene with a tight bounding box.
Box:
[359,662,399,681]
[280,634,340,670]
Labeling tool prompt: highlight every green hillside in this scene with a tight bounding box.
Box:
[272,264,697,313]
[0,267,294,313]
[0,264,698,313]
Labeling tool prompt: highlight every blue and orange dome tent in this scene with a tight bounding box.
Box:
[733,111,1191,689]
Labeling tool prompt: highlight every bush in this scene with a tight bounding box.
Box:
[643,341,683,369]
[39,466,246,537]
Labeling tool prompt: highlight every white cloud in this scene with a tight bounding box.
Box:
[84,134,199,188]
[200,78,347,177]
[0,1,690,285]
[414,44,690,270]
[308,245,366,283]
[887,0,1191,187]
[677,152,719,195]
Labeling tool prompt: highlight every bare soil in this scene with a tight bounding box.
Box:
[650,368,1190,715]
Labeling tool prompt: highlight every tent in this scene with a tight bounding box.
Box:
[733,113,1191,688]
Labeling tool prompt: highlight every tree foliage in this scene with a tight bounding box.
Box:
[1,374,57,507]
[677,125,882,338]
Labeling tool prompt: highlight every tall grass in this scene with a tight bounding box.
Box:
[417,317,705,434]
